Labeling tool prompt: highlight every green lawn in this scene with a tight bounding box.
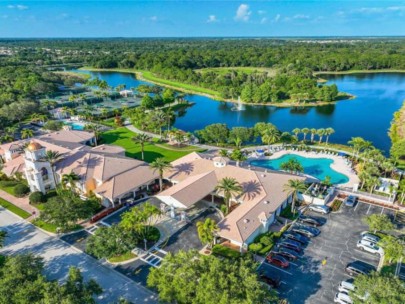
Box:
[0,197,31,219]
[195,66,277,77]
[108,252,137,263]
[101,127,205,163]
[32,219,82,233]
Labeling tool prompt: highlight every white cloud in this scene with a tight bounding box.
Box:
[293,14,310,20]
[258,10,266,15]
[7,4,28,10]
[235,4,251,22]
[274,14,281,22]
[260,17,268,24]
[354,6,405,14]
[207,15,218,23]
[150,16,158,22]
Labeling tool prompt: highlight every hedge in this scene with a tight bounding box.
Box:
[0,197,31,219]
[212,244,241,259]
[14,184,30,198]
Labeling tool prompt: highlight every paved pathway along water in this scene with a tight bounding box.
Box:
[0,208,158,304]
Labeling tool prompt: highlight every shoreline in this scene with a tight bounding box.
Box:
[77,67,362,108]
[314,69,405,76]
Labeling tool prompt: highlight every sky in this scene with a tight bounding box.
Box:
[1,1,405,38]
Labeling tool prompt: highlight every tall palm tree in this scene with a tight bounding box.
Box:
[84,123,102,146]
[234,137,242,149]
[196,218,218,248]
[325,127,335,144]
[301,128,310,142]
[310,128,317,143]
[219,149,229,157]
[262,127,280,151]
[61,172,80,191]
[317,128,326,143]
[150,158,172,192]
[132,133,152,160]
[292,128,301,140]
[154,111,167,138]
[215,177,243,214]
[164,108,175,132]
[21,128,34,139]
[283,179,307,214]
[41,150,63,187]
[347,137,372,159]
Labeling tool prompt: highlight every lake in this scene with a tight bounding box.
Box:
[77,70,405,153]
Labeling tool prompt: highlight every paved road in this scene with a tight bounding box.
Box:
[0,208,158,304]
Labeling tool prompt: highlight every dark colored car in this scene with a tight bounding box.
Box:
[345,261,376,277]
[280,238,302,248]
[298,216,322,227]
[259,272,281,288]
[283,232,310,244]
[266,254,290,268]
[273,248,299,261]
[344,195,357,207]
[292,225,320,238]
[278,241,302,253]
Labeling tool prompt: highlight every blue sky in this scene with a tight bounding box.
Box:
[1,1,405,37]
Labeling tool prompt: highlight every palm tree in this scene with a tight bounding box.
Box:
[21,128,34,139]
[317,128,326,143]
[84,123,102,146]
[234,137,242,149]
[41,150,63,187]
[325,127,335,144]
[164,108,175,132]
[5,126,17,141]
[347,137,372,159]
[283,179,307,214]
[310,128,317,143]
[230,149,247,167]
[219,149,229,157]
[0,230,6,248]
[150,158,172,192]
[301,128,310,142]
[292,128,301,140]
[132,133,152,160]
[215,177,243,214]
[154,111,167,138]
[196,218,218,248]
[61,172,80,191]
[381,161,395,177]
[262,127,280,150]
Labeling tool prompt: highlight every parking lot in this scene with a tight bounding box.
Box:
[258,201,396,304]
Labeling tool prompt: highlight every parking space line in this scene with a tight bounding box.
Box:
[366,204,372,215]
[280,281,287,285]
[262,263,292,275]
[354,202,360,211]
[381,207,385,215]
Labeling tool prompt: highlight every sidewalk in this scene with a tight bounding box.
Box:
[0,189,38,220]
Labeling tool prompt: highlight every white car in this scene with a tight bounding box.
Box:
[334,291,353,304]
[357,239,384,256]
[360,231,380,243]
[338,279,356,293]
[308,204,331,214]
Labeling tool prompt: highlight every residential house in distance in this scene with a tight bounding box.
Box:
[157,152,310,251]
[0,130,158,207]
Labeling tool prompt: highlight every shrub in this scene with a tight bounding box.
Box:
[0,180,18,187]
[13,184,30,197]
[29,191,45,204]
[212,244,241,259]
[259,244,273,255]
[260,235,273,246]
[248,243,263,253]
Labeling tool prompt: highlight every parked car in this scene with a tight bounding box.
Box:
[266,254,290,268]
[298,215,322,227]
[338,278,356,293]
[278,241,302,253]
[273,248,299,261]
[345,261,376,277]
[334,291,353,304]
[283,232,310,244]
[292,225,320,237]
[357,239,384,256]
[344,195,357,207]
[259,272,281,288]
[360,231,380,243]
[308,204,331,214]
[280,238,302,248]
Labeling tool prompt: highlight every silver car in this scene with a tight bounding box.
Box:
[308,204,331,214]
[360,231,380,243]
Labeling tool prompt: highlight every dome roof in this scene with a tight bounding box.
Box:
[27,141,43,151]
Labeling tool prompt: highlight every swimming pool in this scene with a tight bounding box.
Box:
[64,122,85,130]
[250,154,349,185]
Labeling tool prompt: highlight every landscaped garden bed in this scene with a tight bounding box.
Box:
[331,199,343,212]
[108,252,137,263]
[248,226,288,256]
[212,244,241,259]
[0,197,31,219]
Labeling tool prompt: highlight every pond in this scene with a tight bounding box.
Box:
[250,154,349,185]
[76,70,405,153]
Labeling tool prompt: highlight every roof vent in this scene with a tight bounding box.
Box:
[243,219,249,224]
[261,174,266,177]
[264,200,269,204]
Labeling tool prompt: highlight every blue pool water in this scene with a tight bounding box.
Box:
[250,154,349,185]
[65,122,85,130]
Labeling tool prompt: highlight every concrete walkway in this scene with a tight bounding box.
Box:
[0,189,38,220]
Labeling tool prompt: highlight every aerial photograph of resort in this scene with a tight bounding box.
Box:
[1,1,405,303]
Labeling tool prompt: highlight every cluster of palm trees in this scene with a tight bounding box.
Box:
[292,127,335,144]
[280,158,304,174]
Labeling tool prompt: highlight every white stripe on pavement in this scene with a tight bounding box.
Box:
[366,204,372,215]
[262,263,293,275]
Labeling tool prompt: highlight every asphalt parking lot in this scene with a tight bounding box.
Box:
[258,201,395,304]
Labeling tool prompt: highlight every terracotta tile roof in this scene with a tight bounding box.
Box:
[2,155,25,176]
[91,144,125,155]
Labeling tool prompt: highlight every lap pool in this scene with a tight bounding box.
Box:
[250,154,349,185]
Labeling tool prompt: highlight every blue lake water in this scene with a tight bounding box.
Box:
[76,70,405,153]
[250,154,349,185]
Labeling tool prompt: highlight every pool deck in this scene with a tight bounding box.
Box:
[255,150,360,188]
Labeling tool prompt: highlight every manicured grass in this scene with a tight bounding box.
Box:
[108,252,137,263]
[212,244,241,259]
[32,219,82,233]
[0,197,31,219]
[101,127,204,163]
[195,66,277,76]
[0,184,16,196]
